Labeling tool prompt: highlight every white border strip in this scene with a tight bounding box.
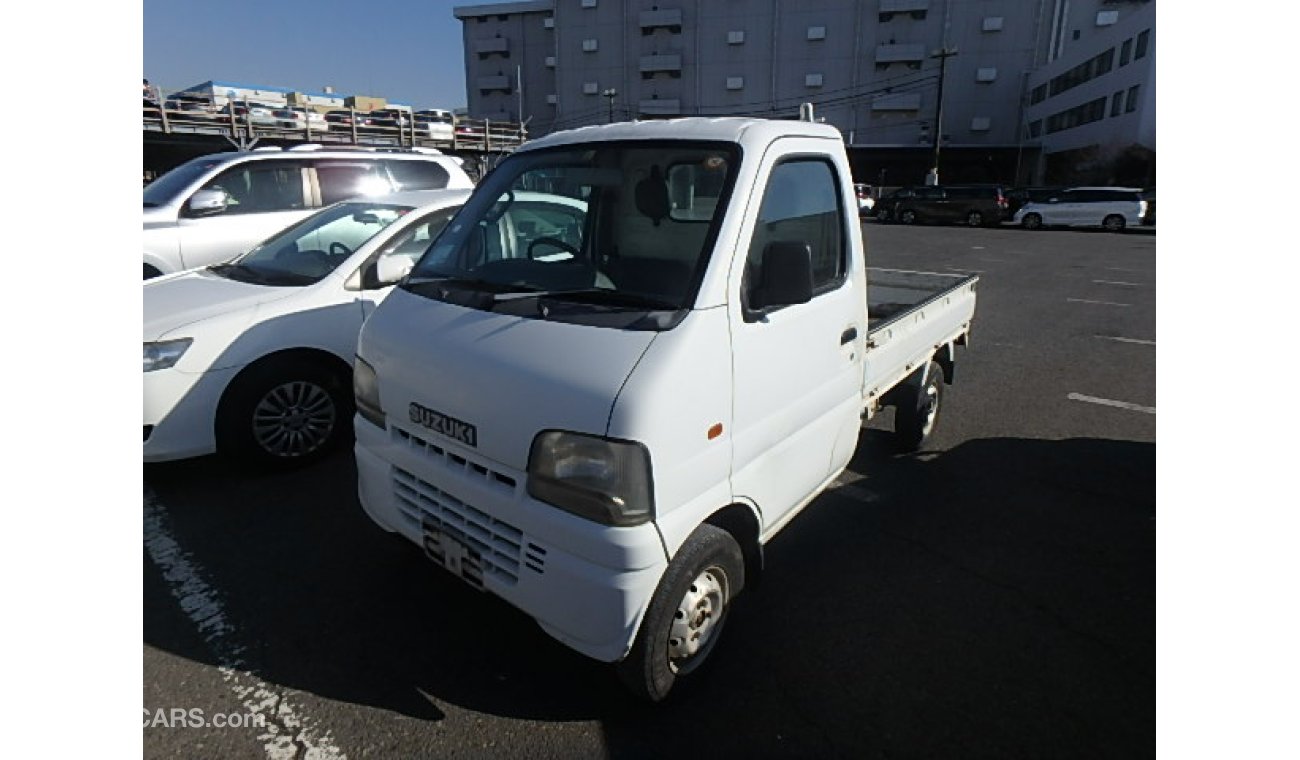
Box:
[1096,335,1156,346]
[1067,393,1156,414]
[1068,298,1131,307]
[144,489,346,760]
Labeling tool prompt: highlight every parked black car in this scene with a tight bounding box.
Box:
[875,184,1010,227]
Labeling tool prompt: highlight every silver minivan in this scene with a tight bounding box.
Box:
[143,147,473,278]
[1012,186,1147,232]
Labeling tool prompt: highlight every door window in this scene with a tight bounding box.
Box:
[313,161,393,205]
[197,160,306,215]
[745,158,845,299]
[385,160,452,191]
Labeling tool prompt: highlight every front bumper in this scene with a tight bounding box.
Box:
[143,365,239,462]
[354,417,669,663]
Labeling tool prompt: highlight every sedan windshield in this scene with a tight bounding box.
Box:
[406,140,741,329]
[211,202,412,286]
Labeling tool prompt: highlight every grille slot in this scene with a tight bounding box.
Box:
[392,467,540,585]
[393,426,518,490]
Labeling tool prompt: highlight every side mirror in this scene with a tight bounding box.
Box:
[188,188,229,217]
[750,241,813,311]
[373,255,414,286]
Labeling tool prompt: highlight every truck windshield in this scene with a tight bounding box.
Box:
[406,141,741,325]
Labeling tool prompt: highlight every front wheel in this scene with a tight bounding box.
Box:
[616,524,744,702]
[876,207,892,223]
[894,360,945,452]
[966,210,984,227]
[215,359,353,467]
[900,209,918,225]
[1021,213,1043,230]
[1102,214,1126,232]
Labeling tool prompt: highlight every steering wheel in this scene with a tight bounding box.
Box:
[527,236,580,261]
[329,241,353,257]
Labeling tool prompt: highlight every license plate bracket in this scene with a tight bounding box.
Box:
[421,517,484,590]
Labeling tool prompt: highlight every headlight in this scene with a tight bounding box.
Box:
[353,356,385,428]
[143,339,192,372]
[527,431,654,527]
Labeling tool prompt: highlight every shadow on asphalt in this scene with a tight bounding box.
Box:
[145,430,1154,757]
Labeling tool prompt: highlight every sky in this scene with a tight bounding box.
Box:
[143,0,473,109]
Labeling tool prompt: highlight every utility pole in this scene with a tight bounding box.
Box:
[602,87,617,123]
[926,47,958,186]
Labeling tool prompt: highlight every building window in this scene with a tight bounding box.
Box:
[544,17,554,29]
[727,30,745,44]
[1135,30,1150,59]
[547,94,557,105]
[726,76,744,90]
[970,117,991,132]
[1096,47,1114,75]
[545,56,556,67]
[582,38,598,52]
[1125,85,1140,113]
[1028,120,1042,138]
[805,73,823,88]
[1030,84,1047,105]
[1110,90,1124,117]
[1120,39,1132,66]
[1072,29,1080,41]
[976,67,997,83]
[982,16,1004,32]
[807,26,826,41]
[583,82,599,95]
[1096,10,1119,26]
[1045,96,1107,134]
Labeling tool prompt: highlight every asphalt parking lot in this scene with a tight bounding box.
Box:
[144,220,1156,759]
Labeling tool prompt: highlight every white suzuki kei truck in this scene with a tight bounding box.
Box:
[352,115,978,700]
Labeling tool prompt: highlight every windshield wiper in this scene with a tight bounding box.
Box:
[522,288,680,310]
[208,263,266,283]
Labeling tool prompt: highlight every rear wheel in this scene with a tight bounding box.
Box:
[215,358,353,468]
[1022,213,1043,230]
[966,210,984,227]
[894,360,945,452]
[1103,214,1126,232]
[876,207,892,223]
[900,209,918,225]
[616,524,744,702]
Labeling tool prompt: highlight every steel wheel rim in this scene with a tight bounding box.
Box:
[252,380,336,457]
[667,566,728,675]
[920,382,941,437]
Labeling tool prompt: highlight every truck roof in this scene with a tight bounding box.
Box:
[520,117,844,153]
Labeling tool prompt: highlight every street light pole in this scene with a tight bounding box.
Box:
[927,47,958,186]
[601,88,618,123]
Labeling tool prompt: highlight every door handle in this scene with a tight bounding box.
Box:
[840,327,858,345]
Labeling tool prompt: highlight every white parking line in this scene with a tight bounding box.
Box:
[144,489,346,760]
[1095,335,1155,346]
[1103,266,1144,273]
[1092,279,1144,287]
[1067,298,1131,307]
[1067,393,1155,414]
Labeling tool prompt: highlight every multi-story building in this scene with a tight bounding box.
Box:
[454,0,1155,184]
[1023,0,1155,185]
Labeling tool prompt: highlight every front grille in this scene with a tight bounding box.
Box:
[392,466,540,585]
[393,426,518,491]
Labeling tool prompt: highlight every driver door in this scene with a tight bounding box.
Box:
[177,160,310,271]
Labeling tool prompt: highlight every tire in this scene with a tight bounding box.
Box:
[616,524,745,702]
[894,360,944,452]
[876,207,892,223]
[215,357,354,467]
[1022,213,1043,230]
[966,210,984,227]
[144,264,162,280]
[1102,214,1126,232]
[900,209,918,225]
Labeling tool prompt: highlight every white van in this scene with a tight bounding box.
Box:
[1012,186,1147,231]
[143,148,473,278]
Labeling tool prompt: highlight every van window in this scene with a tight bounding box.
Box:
[386,160,452,191]
[198,160,306,215]
[746,159,845,295]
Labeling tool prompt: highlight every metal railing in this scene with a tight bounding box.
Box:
[142,86,527,153]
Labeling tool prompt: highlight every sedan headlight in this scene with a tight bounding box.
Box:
[143,338,192,372]
[527,431,654,527]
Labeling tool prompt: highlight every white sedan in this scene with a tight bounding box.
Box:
[144,189,471,465]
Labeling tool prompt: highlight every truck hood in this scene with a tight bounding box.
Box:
[143,268,299,341]
[361,287,657,471]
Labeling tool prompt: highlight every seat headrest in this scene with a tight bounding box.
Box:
[635,165,671,226]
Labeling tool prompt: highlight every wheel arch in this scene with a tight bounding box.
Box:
[213,347,354,435]
[704,502,764,589]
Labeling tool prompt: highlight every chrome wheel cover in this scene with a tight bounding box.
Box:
[252,380,336,457]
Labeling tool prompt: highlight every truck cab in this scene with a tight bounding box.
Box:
[352,117,977,700]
